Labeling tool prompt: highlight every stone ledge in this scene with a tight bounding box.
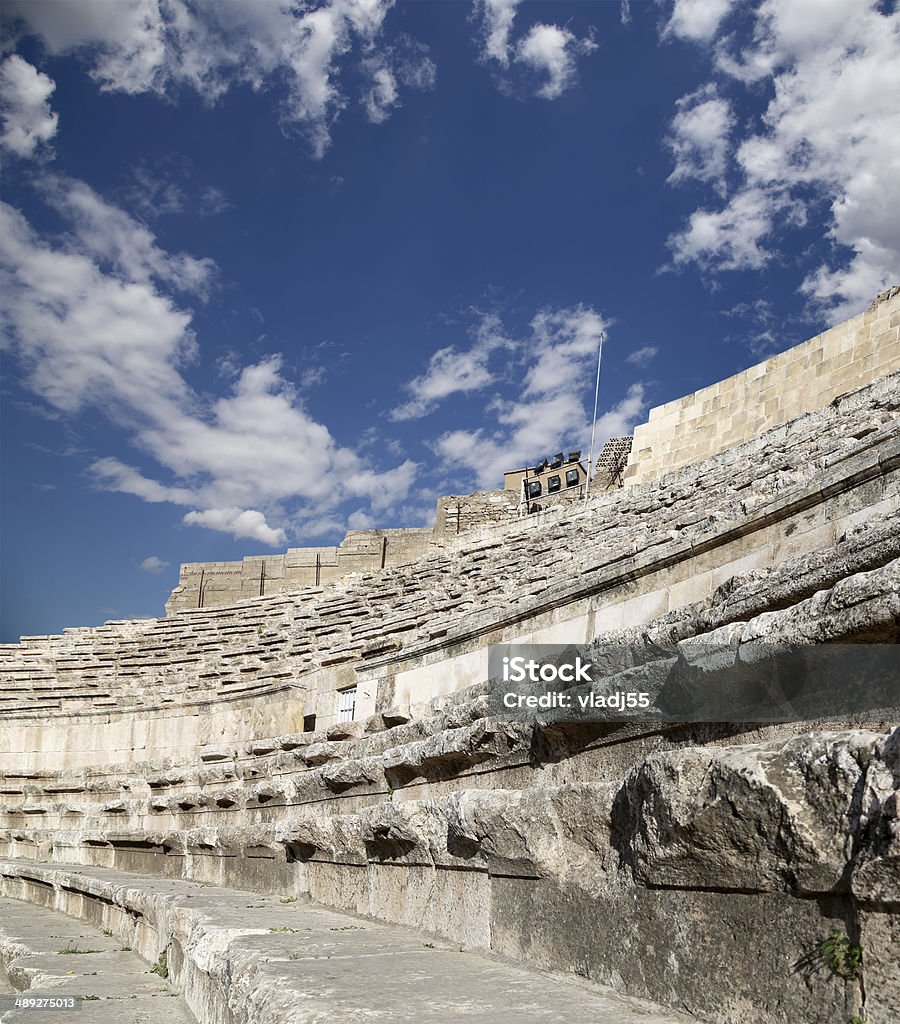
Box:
[0,860,694,1024]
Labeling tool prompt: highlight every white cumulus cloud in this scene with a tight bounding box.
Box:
[664,0,900,322]
[0,54,59,158]
[1,185,419,546]
[664,0,735,42]
[666,84,734,194]
[515,23,597,100]
[5,0,434,157]
[183,508,286,547]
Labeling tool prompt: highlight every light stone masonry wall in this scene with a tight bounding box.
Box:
[625,285,900,484]
[166,527,437,614]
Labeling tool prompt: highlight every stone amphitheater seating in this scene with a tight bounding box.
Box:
[0,369,897,726]
[1,359,898,1021]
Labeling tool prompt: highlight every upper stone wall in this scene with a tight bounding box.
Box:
[625,285,900,485]
[165,527,437,615]
[166,493,522,615]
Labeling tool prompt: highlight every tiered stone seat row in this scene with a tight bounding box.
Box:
[0,371,897,716]
[2,529,897,1024]
[1,539,895,834]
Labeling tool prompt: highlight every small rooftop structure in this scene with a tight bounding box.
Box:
[503,452,588,511]
[503,438,634,512]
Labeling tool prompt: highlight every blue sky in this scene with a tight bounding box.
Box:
[2,0,898,641]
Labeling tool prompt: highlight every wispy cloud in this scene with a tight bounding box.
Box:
[425,305,648,489]
[139,555,169,573]
[626,345,658,367]
[43,174,217,300]
[474,0,597,99]
[390,313,514,421]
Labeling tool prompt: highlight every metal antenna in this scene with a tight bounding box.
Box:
[585,329,605,501]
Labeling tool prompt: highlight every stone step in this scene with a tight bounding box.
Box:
[0,861,692,1024]
[0,892,194,1023]
[1,376,897,714]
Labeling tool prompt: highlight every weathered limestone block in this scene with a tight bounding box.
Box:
[302,741,345,766]
[276,733,310,751]
[852,726,900,903]
[199,745,236,763]
[857,908,900,1024]
[211,786,244,810]
[381,704,411,726]
[245,739,278,755]
[382,720,532,781]
[445,784,621,882]
[247,780,292,807]
[198,763,239,786]
[619,731,889,894]
[357,801,450,864]
[740,558,900,644]
[275,812,365,864]
[326,720,366,741]
[320,756,383,793]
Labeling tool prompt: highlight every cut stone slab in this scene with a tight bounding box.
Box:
[0,861,694,1024]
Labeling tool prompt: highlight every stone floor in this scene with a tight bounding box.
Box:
[0,894,193,1022]
[0,862,696,1023]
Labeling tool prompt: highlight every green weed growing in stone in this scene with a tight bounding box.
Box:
[822,927,862,979]
[279,896,297,904]
[270,926,297,932]
[57,944,102,954]
[150,951,168,978]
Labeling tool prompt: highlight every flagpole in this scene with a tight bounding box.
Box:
[585,330,605,501]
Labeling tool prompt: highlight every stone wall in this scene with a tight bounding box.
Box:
[166,495,526,615]
[625,285,900,485]
[166,527,438,614]
[433,489,520,535]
